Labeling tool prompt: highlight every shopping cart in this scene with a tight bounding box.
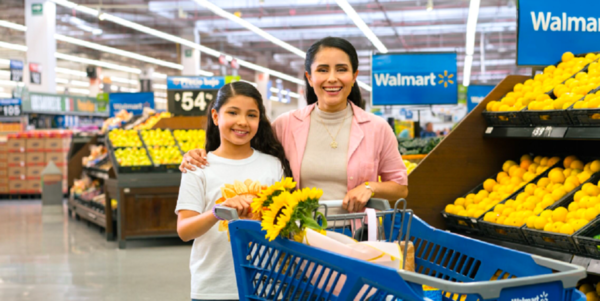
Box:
[215,199,587,301]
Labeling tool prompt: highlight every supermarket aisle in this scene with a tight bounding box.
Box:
[0,201,191,301]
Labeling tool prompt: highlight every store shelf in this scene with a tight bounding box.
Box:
[469,234,600,276]
[401,154,427,160]
[483,126,600,140]
[83,166,109,180]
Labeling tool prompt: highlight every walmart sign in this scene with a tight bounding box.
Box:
[371,52,458,106]
[518,0,600,66]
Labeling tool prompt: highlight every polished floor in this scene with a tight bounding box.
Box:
[0,200,192,301]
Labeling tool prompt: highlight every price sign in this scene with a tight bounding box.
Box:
[29,63,42,85]
[167,90,216,115]
[531,126,547,137]
[10,60,23,82]
[0,99,22,116]
[166,76,239,116]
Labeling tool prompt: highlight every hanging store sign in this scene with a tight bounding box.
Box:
[166,76,239,116]
[466,85,495,112]
[22,92,108,116]
[109,92,155,117]
[517,0,600,66]
[371,52,458,106]
[9,60,23,82]
[0,99,22,117]
[29,63,42,85]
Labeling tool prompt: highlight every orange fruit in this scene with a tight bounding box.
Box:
[548,156,561,167]
[503,160,518,172]
[496,171,509,182]
[508,165,520,177]
[528,163,539,173]
[571,160,585,170]
[520,160,532,171]
[590,160,600,173]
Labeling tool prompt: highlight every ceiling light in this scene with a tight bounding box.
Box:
[427,0,434,11]
[334,0,388,53]
[463,0,481,86]
[193,0,306,58]
[0,41,27,52]
[0,92,11,98]
[55,78,69,84]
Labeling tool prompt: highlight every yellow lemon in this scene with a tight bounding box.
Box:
[571,160,585,170]
[534,216,548,230]
[563,155,579,169]
[559,223,575,235]
[578,171,592,183]
[494,204,506,214]
[544,222,555,232]
[585,184,600,196]
[590,160,600,173]
[585,208,600,221]
[549,168,566,183]
[552,207,568,222]
[537,177,550,188]
[569,202,580,212]
[445,204,456,213]
[552,187,568,201]
[454,197,466,206]
[503,160,518,172]
[496,171,509,182]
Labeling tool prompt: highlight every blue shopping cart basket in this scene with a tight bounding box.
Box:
[219,199,586,301]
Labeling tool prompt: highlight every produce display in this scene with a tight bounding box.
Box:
[134,112,172,130]
[485,52,599,112]
[445,154,557,219]
[173,129,206,152]
[147,146,183,165]
[576,281,600,301]
[82,145,109,168]
[403,159,417,174]
[114,147,152,166]
[482,156,599,229]
[398,137,442,155]
[101,109,133,134]
[140,128,175,146]
[108,129,142,147]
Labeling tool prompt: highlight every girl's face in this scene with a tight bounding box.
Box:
[211,95,260,148]
[305,47,359,112]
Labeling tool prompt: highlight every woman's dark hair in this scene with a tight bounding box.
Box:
[205,81,292,177]
[304,37,364,109]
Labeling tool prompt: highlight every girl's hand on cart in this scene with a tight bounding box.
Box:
[179,149,208,173]
[220,194,256,218]
[342,185,372,213]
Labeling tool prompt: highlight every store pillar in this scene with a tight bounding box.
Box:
[181,32,201,76]
[255,55,272,120]
[297,71,307,109]
[25,0,56,93]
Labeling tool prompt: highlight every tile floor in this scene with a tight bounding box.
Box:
[0,200,192,301]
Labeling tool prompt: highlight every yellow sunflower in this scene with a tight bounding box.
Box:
[293,187,324,203]
[261,191,298,241]
[280,177,297,190]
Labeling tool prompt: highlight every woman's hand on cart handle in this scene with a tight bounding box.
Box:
[179,149,208,173]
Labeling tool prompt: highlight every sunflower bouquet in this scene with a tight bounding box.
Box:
[251,177,326,242]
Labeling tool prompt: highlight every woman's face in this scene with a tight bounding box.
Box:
[305,47,359,112]
[212,95,260,148]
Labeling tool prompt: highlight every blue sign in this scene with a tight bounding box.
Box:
[0,98,21,105]
[10,60,23,70]
[517,0,600,66]
[266,80,272,100]
[371,52,458,106]
[109,92,155,117]
[166,76,225,90]
[466,85,495,112]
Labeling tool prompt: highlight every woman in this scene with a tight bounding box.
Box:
[180,37,408,213]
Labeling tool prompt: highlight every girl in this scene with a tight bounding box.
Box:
[175,81,291,301]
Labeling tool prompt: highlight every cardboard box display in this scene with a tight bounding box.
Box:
[8,166,26,177]
[0,184,8,193]
[45,152,67,164]
[45,138,67,151]
[0,169,8,177]
[26,166,44,178]
[0,142,7,153]
[7,139,25,152]
[26,180,41,192]
[26,138,45,150]
[0,177,8,185]
[8,153,25,165]
[26,152,45,164]
[0,152,7,161]
[0,161,6,169]
[9,180,26,192]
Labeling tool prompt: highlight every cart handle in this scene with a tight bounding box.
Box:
[395,255,586,300]
[214,198,391,221]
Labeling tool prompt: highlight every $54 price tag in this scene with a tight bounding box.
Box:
[167,90,216,116]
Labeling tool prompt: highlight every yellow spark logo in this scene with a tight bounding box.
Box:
[438,71,455,88]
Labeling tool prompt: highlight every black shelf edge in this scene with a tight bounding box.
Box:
[83,166,109,180]
[484,126,600,140]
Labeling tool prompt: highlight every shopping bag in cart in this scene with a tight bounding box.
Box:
[296,207,416,297]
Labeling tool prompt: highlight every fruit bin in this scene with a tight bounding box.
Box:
[105,134,154,174]
[521,108,574,126]
[573,217,600,259]
[481,109,529,127]
[544,53,599,99]
[139,129,183,173]
[441,180,489,234]
[476,162,562,244]
[521,172,600,254]
[568,86,600,126]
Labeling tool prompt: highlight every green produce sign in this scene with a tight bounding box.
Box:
[22,92,109,116]
[31,3,43,15]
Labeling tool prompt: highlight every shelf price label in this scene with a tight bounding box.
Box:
[166,75,239,116]
[0,99,21,116]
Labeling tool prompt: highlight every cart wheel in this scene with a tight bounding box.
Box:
[75,214,80,221]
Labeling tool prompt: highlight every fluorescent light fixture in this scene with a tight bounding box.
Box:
[55,67,86,77]
[153,84,167,90]
[50,0,305,86]
[0,19,213,75]
[57,86,90,95]
[55,78,69,84]
[0,92,11,98]
[55,52,141,74]
[0,20,26,31]
[70,80,90,87]
[0,80,19,86]
[155,98,167,103]
[0,41,27,52]
[0,70,10,77]
[0,87,4,92]
[427,0,434,11]
[463,0,481,86]
[154,91,167,98]
[193,0,306,58]
[0,59,10,65]
[334,0,388,53]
